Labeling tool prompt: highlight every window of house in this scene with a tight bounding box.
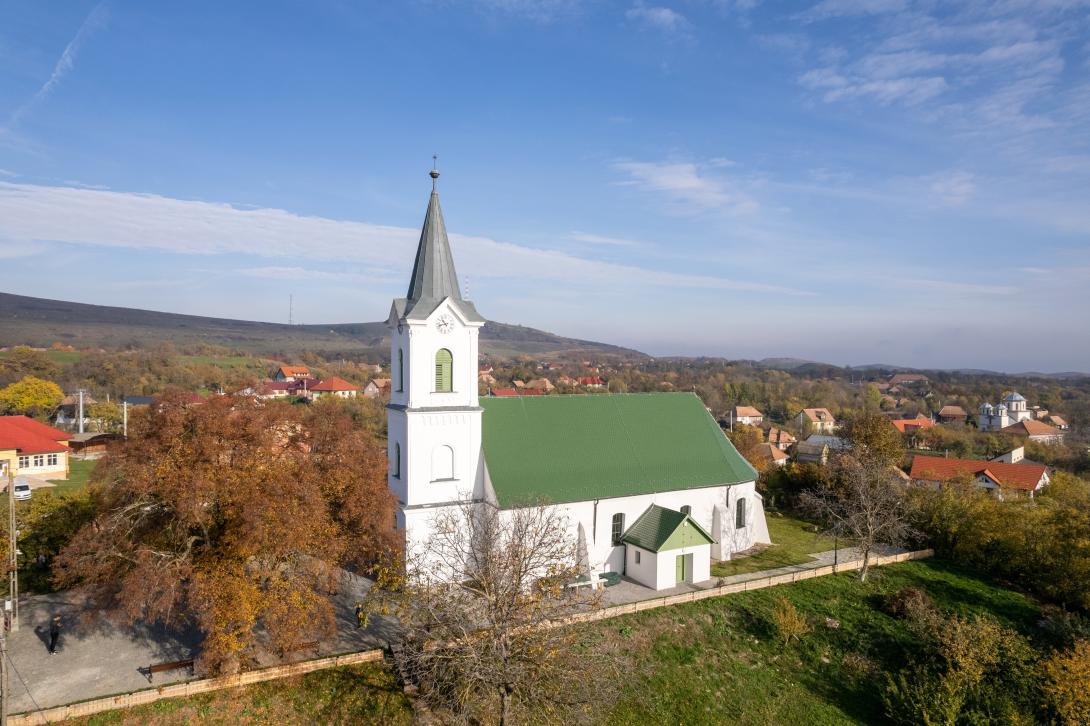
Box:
[397,349,404,392]
[432,445,454,481]
[47,454,58,466]
[736,498,747,529]
[33,455,44,467]
[611,513,625,546]
[435,349,453,392]
[392,443,401,478]
[18,456,28,468]
[634,550,641,564]
[680,505,691,516]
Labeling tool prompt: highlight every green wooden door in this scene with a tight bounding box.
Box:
[675,554,685,584]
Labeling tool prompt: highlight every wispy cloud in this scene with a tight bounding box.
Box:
[0,181,807,298]
[928,170,976,207]
[626,4,692,36]
[0,169,18,178]
[569,231,645,247]
[612,159,759,214]
[799,0,906,22]
[4,2,109,131]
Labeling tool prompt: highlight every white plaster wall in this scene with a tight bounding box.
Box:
[652,545,711,589]
[397,300,481,411]
[624,546,656,588]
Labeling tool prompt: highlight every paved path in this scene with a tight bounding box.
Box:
[7,571,397,715]
[602,544,904,607]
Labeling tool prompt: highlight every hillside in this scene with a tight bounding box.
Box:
[0,292,645,360]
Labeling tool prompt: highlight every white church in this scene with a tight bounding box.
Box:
[386,168,770,591]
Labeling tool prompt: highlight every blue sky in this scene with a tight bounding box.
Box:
[1,1,1089,371]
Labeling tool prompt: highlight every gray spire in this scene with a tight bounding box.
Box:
[390,165,484,324]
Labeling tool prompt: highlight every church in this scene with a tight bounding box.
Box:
[386,168,770,591]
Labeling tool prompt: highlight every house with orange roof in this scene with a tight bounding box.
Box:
[890,414,935,434]
[0,415,72,478]
[765,427,797,451]
[272,365,315,382]
[909,453,1049,498]
[1000,418,1065,445]
[308,377,360,400]
[732,406,764,427]
[794,407,836,434]
[363,378,392,400]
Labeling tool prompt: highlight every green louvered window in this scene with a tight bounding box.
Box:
[435,349,453,392]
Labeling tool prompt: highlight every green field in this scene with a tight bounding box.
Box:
[0,348,83,364]
[48,458,98,496]
[56,560,1037,725]
[711,512,842,577]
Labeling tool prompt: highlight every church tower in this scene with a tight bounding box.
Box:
[387,165,486,550]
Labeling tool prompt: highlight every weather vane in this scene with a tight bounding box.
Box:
[430,154,440,190]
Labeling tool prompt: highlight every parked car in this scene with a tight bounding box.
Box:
[12,481,31,501]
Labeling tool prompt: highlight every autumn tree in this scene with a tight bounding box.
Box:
[53,393,397,672]
[727,424,764,470]
[375,502,621,725]
[841,410,905,468]
[801,453,916,581]
[0,376,64,417]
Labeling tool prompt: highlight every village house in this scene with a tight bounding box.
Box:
[890,414,935,434]
[937,405,968,426]
[51,393,97,430]
[765,426,797,451]
[909,451,1049,498]
[732,406,764,427]
[0,415,71,478]
[754,442,788,469]
[308,376,360,400]
[577,376,605,389]
[363,378,392,399]
[1046,415,1068,430]
[271,365,315,382]
[888,373,929,386]
[1000,419,1066,445]
[524,377,556,392]
[795,407,836,434]
[386,170,769,591]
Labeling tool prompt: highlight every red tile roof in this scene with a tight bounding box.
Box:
[0,415,71,455]
[490,388,544,397]
[800,408,834,423]
[910,454,1047,492]
[309,376,359,392]
[890,415,935,433]
[577,376,605,386]
[1001,419,1063,437]
[734,406,763,418]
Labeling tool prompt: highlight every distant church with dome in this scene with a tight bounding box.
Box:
[385,167,769,590]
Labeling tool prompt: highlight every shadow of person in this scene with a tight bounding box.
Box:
[33,624,51,652]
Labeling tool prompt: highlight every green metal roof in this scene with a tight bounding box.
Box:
[479,392,757,508]
[621,504,716,553]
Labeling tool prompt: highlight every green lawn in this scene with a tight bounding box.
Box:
[63,662,413,725]
[711,512,842,578]
[601,559,1041,725]
[48,458,98,496]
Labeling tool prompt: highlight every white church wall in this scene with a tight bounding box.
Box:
[403,302,480,411]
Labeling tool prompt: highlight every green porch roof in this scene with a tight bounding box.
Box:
[621,504,716,552]
[479,392,757,507]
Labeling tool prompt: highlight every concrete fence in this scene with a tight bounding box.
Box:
[11,649,385,725]
[560,548,935,626]
[10,548,933,724]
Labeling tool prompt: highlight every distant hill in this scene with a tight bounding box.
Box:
[0,292,646,361]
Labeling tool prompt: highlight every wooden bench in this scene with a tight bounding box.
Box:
[564,576,602,592]
[146,658,194,682]
[279,640,320,659]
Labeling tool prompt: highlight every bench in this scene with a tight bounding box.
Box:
[564,576,602,592]
[146,658,194,682]
[279,640,320,659]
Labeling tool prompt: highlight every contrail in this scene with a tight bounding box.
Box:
[5,1,110,130]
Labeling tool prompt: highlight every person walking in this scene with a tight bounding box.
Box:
[354,602,368,629]
[48,615,62,655]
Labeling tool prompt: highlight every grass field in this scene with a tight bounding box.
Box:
[0,349,83,364]
[63,663,413,726]
[601,559,1040,725]
[711,512,842,577]
[48,458,98,496]
[55,560,1036,725]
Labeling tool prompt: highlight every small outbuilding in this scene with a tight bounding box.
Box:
[621,504,715,590]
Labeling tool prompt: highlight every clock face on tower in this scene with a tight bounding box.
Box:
[435,314,455,334]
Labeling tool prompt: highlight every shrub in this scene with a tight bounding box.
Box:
[883,586,937,624]
[770,596,810,644]
[1042,640,1090,725]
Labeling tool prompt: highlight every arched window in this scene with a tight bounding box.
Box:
[435,349,453,392]
[735,498,747,529]
[392,443,401,479]
[397,349,404,392]
[432,445,454,481]
[611,513,625,546]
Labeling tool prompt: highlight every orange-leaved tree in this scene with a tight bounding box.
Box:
[53,392,397,672]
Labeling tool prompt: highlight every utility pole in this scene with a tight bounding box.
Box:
[77,389,85,434]
[6,468,17,632]
[122,400,128,438]
[1,618,7,726]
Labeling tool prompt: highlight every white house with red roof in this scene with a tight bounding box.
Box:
[909,453,1049,498]
[0,415,71,478]
[308,377,360,400]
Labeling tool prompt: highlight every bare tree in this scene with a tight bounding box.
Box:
[371,502,621,725]
[801,454,917,582]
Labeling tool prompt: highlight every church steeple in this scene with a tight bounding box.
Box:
[391,163,484,324]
